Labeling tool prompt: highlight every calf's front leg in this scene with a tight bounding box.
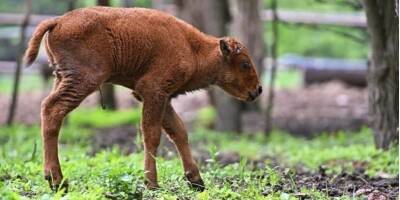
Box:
[162,103,205,191]
[141,94,167,189]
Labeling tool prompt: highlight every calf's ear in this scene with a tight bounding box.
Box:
[219,39,231,56]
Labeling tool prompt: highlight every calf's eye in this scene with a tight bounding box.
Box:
[241,61,250,69]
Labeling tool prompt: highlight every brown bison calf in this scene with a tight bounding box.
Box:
[25,7,262,191]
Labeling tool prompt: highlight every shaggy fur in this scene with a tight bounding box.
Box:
[25,6,262,191]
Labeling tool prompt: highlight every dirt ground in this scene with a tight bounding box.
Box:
[258,167,398,199]
[90,125,398,199]
[243,81,368,136]
[0,81,368,136]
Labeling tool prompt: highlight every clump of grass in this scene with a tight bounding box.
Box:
[68,107,142,128]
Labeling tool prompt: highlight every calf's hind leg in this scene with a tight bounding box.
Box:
[162,103,205,191]
[41,69,102,191]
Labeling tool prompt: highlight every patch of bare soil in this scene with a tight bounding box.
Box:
[244,81,368,136]
[90,125,178,157]
[90,125,138,155]
[260,167,398,200]
[273,81,368,136]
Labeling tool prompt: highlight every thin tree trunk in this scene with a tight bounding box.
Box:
[67,0,76,11]
[100,84,117,110]
[6,0,32,125]
[97,0,118,110]
[174,0,242,133]
[97,0,110,6]
[363,0,399,149]
[122,0,134,7]
[229,0,264,81]
[151,0,163,9]
[265,0,278,134]
[229,0,265,112]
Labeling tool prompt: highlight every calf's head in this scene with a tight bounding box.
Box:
[216,37,262,102]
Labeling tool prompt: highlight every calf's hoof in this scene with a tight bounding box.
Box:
[185,172,205,192]
[187,178,205,192]
[45,175,69,193]
[144,180,160,190]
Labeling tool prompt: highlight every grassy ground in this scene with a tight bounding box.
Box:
[0,108,398,199]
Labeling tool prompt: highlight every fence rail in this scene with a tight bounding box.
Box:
[261,10,366,27]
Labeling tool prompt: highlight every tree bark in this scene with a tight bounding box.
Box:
[6,0,31,125]
[97,0,118,110]
[174,0,243,133]
[67,0,76,11]
[97,0,110,6]
[122,0,134,7]
[229,0,264,80]
[151,0,163,9]
[265,0,278,134]
[229,0,265,112]
[363,0,399,149]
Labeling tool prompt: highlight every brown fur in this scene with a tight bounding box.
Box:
[25,7,262,191]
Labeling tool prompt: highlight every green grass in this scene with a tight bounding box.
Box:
[0,75,44,95]
[262,69,303,89]
[69,107,142,128]
[0,107,397,199]
[264,22,368,59]
[263,0,362,12]
[261,0,368,60]
[191,127,398,177]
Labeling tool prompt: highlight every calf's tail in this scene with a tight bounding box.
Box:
[24,18,58,67]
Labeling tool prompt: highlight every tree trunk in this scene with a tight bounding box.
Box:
[97,0,110,6]
[6,0,31,125]
[174,0,242,132]
[122,0,134,7]
[229,0,265,113]
[67,0,76,11]
[97,0,117,110]
[265,0,278,134]
[151,0,163,9]
[229,0,264,82]
[363,0,399,149]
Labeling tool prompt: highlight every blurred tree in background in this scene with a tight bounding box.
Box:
[363,0,399,149]
[97,0,118,110]
[230,0,265,112]
[174,0,245,133]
